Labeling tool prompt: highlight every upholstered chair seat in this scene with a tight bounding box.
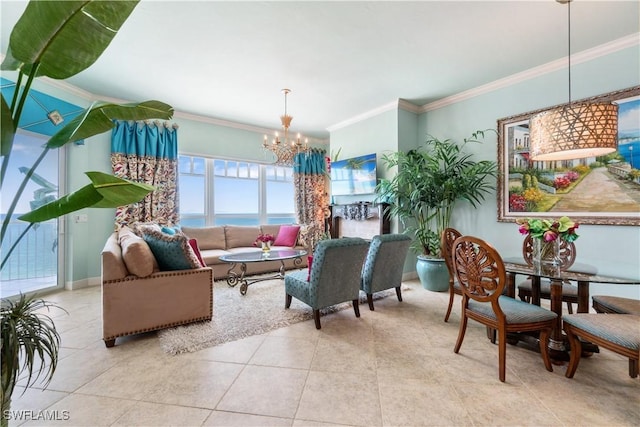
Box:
[360,234,411,310]
[591,295,640,314]
[563,314,640,378]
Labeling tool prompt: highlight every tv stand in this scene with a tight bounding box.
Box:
[329,202,390,239]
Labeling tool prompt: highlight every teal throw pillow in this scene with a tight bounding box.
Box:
[138,225,201,271]
[161,226,177,235]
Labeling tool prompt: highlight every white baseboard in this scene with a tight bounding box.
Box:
[65,276,100,290]
[402,271,418,281]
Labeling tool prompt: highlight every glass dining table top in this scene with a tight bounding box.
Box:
[502,257,640,285]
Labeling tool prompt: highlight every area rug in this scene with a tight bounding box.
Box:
[158,272,408,355]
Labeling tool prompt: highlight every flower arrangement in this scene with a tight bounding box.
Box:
[253,233,275,246]
[516,216,579,243]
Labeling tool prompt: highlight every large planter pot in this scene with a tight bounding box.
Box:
[416,255,449,292]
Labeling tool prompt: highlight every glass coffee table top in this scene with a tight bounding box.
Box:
[219,249,307,264]
[219,249,307,295]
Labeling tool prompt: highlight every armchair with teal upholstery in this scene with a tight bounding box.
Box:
[285,238,369,329]
[360,234,411,310]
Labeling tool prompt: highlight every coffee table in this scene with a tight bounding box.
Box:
[219,249,307,295]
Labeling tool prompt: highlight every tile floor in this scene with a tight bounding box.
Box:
[7,279,640,426]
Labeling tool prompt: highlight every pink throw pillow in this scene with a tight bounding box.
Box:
[274,225,301,247]
[307,255,313,281]
[188,239,206,267]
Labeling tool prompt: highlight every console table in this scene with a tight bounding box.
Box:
[329,202,390,239]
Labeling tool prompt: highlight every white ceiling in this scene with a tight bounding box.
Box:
[1,1,639,140]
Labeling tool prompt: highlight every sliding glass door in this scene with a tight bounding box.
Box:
[1,131,64,297]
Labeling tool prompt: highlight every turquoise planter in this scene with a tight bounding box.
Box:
[416,256,449,292]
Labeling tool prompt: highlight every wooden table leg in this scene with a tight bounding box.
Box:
[576,280,599,355]
[531,276,541,306]
[506,273,515,298]
[577,280,589,313]
[548,278,569,363]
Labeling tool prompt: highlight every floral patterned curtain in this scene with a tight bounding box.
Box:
[111,120,179,227]
[293,149,329,250]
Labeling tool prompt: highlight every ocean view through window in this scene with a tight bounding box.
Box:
[179,155,295,227]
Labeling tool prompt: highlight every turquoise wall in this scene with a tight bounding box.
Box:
[418,45,640,298]
[329,107,399,207]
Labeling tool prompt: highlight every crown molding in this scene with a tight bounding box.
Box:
[420,33,639,113]
[326,99,420,132]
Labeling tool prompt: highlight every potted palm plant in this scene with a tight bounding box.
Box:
[1,295,65,425]
[376,131,498,291]
[1,2,173,423]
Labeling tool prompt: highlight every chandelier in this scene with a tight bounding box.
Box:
[529,0,618,161]
[263,89,309,166]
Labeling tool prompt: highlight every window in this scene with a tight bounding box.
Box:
[179,155,295,226]
[1,131,63,296]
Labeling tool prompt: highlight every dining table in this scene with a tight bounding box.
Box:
[502,257,640,362]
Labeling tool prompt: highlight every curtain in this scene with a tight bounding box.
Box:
[293,149,329,250]
[111,120,179,227]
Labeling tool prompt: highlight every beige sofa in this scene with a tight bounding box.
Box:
[101,232,213,347]
[181,224,309,279]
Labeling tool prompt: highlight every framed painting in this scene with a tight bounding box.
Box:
[497,85,640,226]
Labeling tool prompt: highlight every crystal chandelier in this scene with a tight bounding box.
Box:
[263,89,309,166]
[529,0,618,161]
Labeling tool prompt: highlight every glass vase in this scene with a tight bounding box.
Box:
[532,238,561,274]
[261,241,271,254]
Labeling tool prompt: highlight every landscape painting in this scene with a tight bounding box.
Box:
[497,86,640,226]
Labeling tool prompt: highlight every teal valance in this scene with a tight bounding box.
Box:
[111,121,178,160]
[293,149,327,175]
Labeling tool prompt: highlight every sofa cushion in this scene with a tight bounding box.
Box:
[225,226,262,248]
[138,225,202,271]
[118,226,158,277]
[181,226,226,250]
[199,249,232,266]
[274,225,300,247]
[261,224,281,237]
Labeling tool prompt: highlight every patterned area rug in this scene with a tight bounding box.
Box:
[158,272,406,355]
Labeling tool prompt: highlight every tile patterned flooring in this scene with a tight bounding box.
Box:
[8,279,639,426]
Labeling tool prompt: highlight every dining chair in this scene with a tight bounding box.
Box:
[452,235,557,382]
[284,237,369,329]
[360,233,411,310]
[563,313,640,378]
[517,234,578,313]
[442,227,462,322]
[591,295,640,315]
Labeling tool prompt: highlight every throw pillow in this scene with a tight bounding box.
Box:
[188,238,206,267]
[274,224,301,247]
[118,226,158,277]
[161,226,179,235]
[138,224,202,271]
[307,255,313,281]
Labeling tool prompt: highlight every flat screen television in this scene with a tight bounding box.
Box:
[330,153,377,196]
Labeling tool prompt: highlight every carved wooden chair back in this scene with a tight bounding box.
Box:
[442,227,462,322]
